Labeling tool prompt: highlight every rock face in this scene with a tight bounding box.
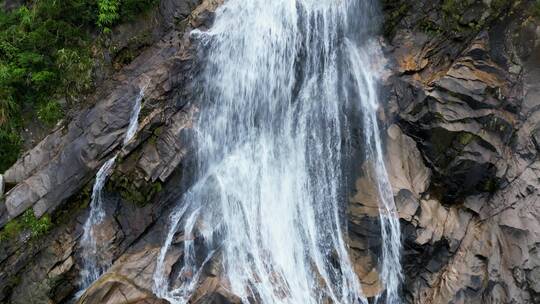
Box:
[372,0,540,303]
[0,0,539,304]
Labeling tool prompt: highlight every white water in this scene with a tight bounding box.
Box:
[79,85,146,290]
[346,42,402,304]
[124,86,146,145]
[79,155,117,288]
[154,0,401,303]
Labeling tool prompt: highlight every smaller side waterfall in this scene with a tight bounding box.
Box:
[78,85,146,291]
[124,88,145,145]
[79,156,117,288]
[345,40,402,304]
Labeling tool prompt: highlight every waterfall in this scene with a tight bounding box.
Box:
[79,155,117,288]
[346,41,402,303]
[79,85,146,290]
[124,88,145,145]
[154,0,401,303]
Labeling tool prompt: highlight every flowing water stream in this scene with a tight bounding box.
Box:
[79,86,146,290]
[153,0,401,303]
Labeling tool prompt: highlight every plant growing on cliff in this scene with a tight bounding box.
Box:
[21,209,52,237]
[97,0,158,31]
[0,0,96,171]
[37,100,63,126]
[534,0,540,18]
[0,209,52,240]
[97,0,120,32]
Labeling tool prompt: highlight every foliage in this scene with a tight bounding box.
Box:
[441,0,476,33]
[56,48,94,101]
[0,0,158,172]
[534,0,540,18]
[0,0,97,171]
[119,0,158,22]
[37,100,63,126]
[491,0,513,11]
[0,209,52,240]
[0,125,21,171]
[21,209,53,237]
[97,0,120,32]
[0,218,23,240]
[382,0,410,37]
[97,0,158,31]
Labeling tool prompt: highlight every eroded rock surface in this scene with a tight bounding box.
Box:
[371,1,540,303]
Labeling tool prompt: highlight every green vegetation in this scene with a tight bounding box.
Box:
[98,0,157,31]
[22,208,52,237]
[0,0,157,172]
[458,132,474,146]
[382,0,410,37]
[534,0,540,18]
[0,1,96,171]
[441,0,473,21]
[415,0,517,36]
[0,218,23,241]
[481,177,499,193]
[97,0,121,31]
[109,171,163,207]
[0,209,52,241]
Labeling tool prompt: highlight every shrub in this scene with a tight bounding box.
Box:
[0,0,96,171]
[37,100,63,126]
[0,126,21,172]
[534,0,540,18]
[0,209,52,240]
[0,219,23,240]
[21,209,52,238]
[97,0,120,32]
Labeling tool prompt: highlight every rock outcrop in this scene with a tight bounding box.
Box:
[374,0,540,303]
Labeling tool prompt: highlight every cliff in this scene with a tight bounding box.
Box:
[0,0,538,303]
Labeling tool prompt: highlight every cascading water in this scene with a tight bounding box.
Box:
[79,155,117,288]
[79,85,146,290]
[154,0,401,303]
[346,41,402,304]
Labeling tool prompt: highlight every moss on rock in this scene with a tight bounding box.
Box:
[108,171,162,207]
[0,209,52,241]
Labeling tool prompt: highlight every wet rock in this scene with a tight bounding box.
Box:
[2,1,540,304]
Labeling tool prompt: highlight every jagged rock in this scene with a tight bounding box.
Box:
[387,1,540,303]
[347,123,431,298]
[77,244,178,304]
[386,124,430,198]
